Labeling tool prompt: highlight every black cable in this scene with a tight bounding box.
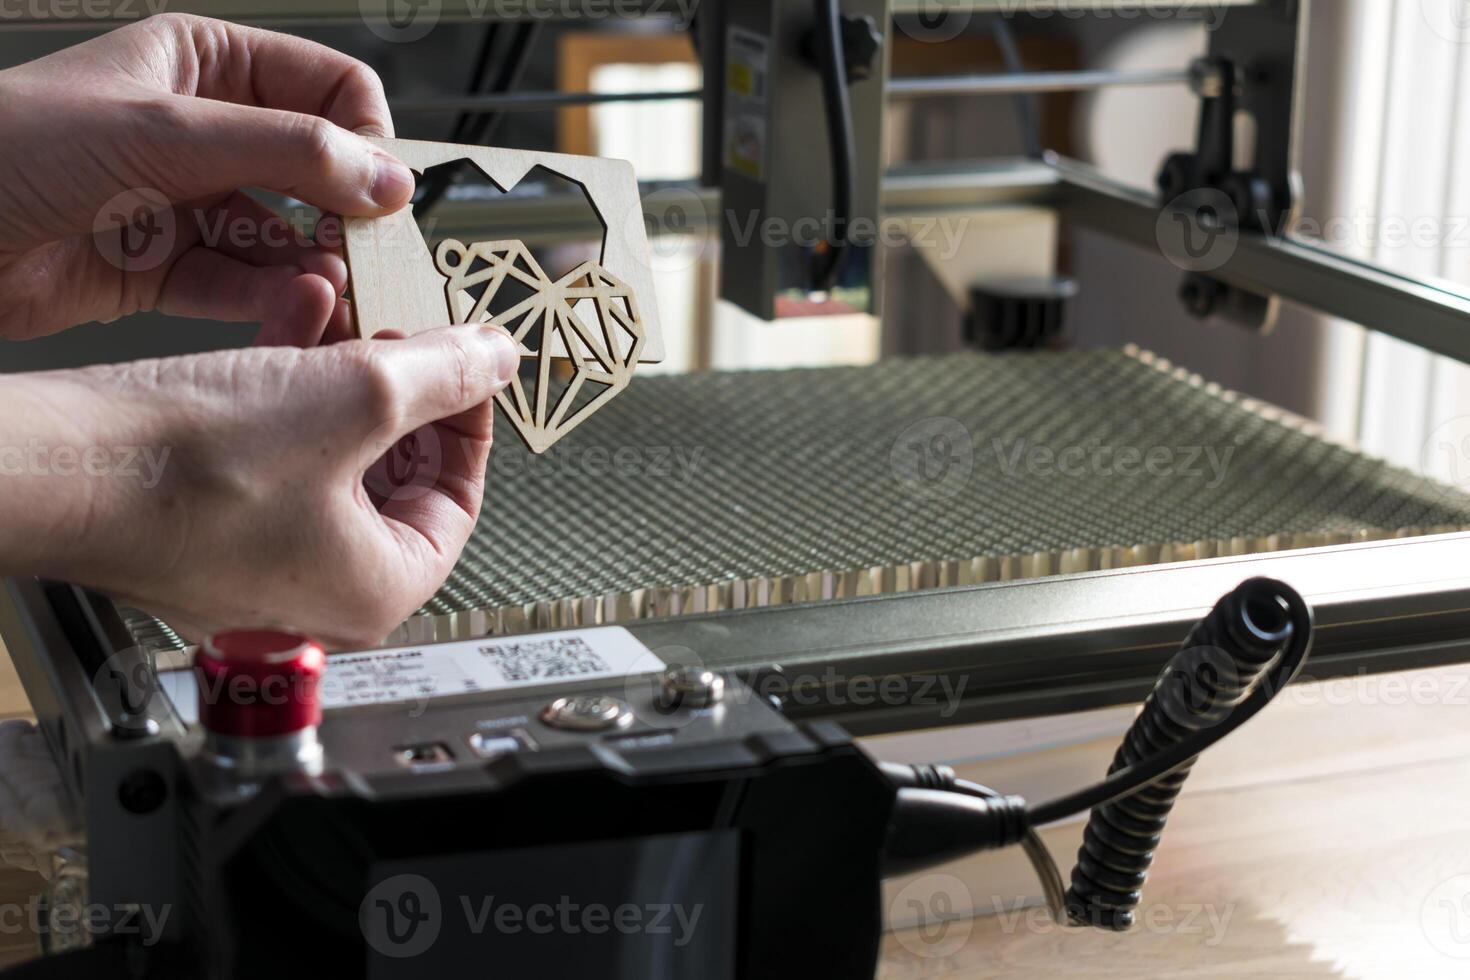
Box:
[416,21,541,217]
[990,15,1042,158]
[412,23,500,214]
[461,21,539,146]
[1030,579,1312,828]
[883,787,1030,877]
[880,578,1313,912]
[1051,578,1313,930]
[458,23,506,139]
[809,0,856,293]
[953,777,1066,919]
[880,763,1066,918]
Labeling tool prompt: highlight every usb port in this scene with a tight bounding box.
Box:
[393,743,454,768]
[468,732,523,758]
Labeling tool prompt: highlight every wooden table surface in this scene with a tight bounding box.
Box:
[0,639,1467,976]
[881,665,1470,979]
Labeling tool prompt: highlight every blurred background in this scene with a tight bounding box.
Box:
[1,1,1467,477]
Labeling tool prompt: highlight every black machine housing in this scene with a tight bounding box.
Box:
[0,578,898,979]
[195,707,896,978]
[10,532,1470,976]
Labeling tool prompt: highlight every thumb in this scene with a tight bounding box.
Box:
[354,324,522,446]
[129,94,416,217]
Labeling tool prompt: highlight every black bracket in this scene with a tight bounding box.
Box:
[1156,57,1277,330]
[1153,1,1304,332]
[801,12,884,82]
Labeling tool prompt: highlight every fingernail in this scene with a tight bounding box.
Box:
[371,154,415,208]
[486,328,521,385]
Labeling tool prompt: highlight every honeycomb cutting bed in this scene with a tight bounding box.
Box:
[124,348,1470,650]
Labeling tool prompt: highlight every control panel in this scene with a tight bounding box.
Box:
[156,625,798,788]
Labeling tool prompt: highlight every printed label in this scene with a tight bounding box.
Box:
[723,27,771,181]
[157,627,664,723]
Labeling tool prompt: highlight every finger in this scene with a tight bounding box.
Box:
[360,325,521,441]
[134,93,414,217]
[377,470,486,562]
[320,298,357,346]
[424,404,496,513]
[376,403,496,514]
[160,14,394,136]
[373,417,493,557]
[254,274,338,347]
[314,214,345,257]
[362,412,488,515]
[201,192,348,295]
[157,248,337,347]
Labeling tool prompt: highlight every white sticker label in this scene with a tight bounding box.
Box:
[157,627,664,724]
[723,27,771,181]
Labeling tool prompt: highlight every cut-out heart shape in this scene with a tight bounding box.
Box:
[434,239,646,453]
[342,137,663,454]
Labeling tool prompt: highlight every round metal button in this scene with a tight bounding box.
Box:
[658,666,725,710]
[540,695,632,733]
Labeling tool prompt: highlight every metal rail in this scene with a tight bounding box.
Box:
[425,154,1470,366]
[8,532,1470,739]
[387,68,1190,116]
[389,88,704,115]
[881,158,1059,213]
[422,158,1056,243]
[624,532,1470,734]
[892,0,1263,9]
[1049,154,1470,365]
[888,67,1191,97]
[0,0,1269,29]
[0,0,692,29]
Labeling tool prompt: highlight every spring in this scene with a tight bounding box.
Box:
[1064,577,1299,929]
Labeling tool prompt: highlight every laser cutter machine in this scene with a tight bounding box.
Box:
[5,2,1470,977]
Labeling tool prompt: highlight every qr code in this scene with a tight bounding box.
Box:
[482,636,611,683]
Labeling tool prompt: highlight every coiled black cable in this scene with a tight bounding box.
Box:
[881,578,1312,919]
[1063,577,1306,929]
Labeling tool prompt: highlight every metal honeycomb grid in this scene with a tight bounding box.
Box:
[125,348,1470,648]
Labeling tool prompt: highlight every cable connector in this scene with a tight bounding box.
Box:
[877,761,956,791]
[882,788,1029,878]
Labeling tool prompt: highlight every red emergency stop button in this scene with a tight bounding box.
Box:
[196,630,325,739]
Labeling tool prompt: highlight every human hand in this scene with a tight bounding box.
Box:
[0,13,415,346]
[7,326,519,649]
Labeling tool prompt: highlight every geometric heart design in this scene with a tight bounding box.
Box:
[433,238,645,453]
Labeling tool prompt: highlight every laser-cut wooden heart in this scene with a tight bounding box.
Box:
[342,137,662,453]
[434,238,645,453]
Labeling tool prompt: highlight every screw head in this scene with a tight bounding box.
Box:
[540,695,632,733]
[658,666,725,711]
[1188,57,1226,99]
[118,769,167,815]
